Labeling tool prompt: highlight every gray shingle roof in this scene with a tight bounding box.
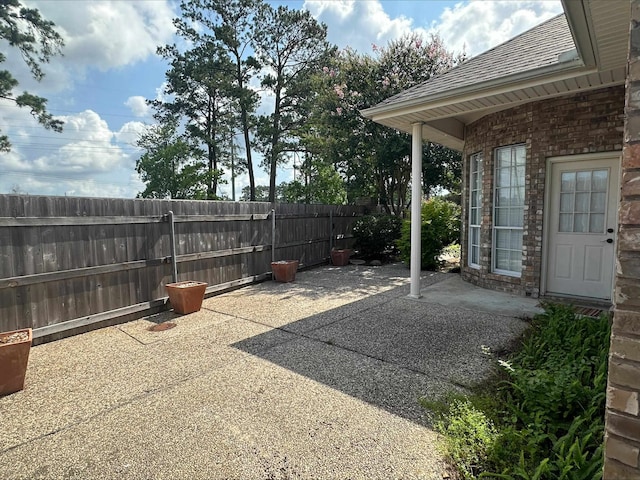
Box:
[375,13,576,108]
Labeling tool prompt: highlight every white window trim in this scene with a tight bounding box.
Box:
[492,144,525,277]
[468,152,482,269]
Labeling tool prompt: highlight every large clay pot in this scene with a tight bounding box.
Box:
[0,328,32,396]
[165,281,208,314]
[271,260,299,283]
[330,249,352,266]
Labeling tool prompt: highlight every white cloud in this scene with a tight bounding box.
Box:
[0,109,143,197]
[304,0,422,53]
[304,0,563,58]
[31,0,177,71]
[125,96,152,118]
[432,1,563,57]
[115,121,148,148]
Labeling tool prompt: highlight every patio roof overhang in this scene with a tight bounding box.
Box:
[360,0,630,152]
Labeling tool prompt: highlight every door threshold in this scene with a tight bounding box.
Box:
[541,294,612,317]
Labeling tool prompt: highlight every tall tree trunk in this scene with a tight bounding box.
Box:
[237,59,256,201]
[268,86,282,203]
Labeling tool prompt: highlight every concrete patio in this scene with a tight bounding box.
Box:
[0,263,541,479]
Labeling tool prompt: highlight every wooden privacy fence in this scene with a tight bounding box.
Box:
[0,195,368,341]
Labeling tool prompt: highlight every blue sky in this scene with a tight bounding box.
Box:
[0,1,563,199]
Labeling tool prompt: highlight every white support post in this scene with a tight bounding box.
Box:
[409,122,423,299]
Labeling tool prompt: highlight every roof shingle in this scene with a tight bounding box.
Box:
[375,14,577,108]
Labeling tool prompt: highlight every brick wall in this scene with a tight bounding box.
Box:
[604,1,640,476]
[460,86,624,296]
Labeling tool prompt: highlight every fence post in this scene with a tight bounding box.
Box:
[329,209,333,252]
[168,210,178,283]
[271,208,276,263]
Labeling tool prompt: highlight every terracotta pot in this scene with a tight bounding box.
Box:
[165,281,208,314]
[271,260,299,282]
[330,249,352,266]
[0,328,32,396]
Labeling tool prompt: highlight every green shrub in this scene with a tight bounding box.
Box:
[397,198,461,270]
[424,304,610,479]
[423,394,498,480]
[352,214,402,257]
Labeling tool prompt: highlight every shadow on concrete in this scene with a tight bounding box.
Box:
[230,270,531,426]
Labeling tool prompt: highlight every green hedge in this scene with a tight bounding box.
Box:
[397,198,460,270]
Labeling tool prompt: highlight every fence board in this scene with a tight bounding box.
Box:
[0,194,370,338]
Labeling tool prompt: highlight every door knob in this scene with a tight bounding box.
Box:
[607,228,614,233]
[606,238,613,244]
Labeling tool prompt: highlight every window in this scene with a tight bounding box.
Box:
[559,169,608,233]
[468,152,483,268]
[493,144,525,276]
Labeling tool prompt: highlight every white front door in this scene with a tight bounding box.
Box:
[546,156,620,300]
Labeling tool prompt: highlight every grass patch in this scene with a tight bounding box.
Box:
[422,303,610,479]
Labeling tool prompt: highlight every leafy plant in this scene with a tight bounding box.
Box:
[352,214,402,257]
[397,198,461,270]
[424,304,610,479]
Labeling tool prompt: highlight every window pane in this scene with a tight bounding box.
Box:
[560,193,573,212]
[514,145,526,165]
[471,227,479,245]
[495,207,509,226]
[498,168,511,187]
[493,145,525,276]
[561,172,576,193]
[495,249,509,270]
[576,171,590,191]
[590,192,606,214]
[511,230,523,250]
[510,207,524,227]
[497,149,511,168]
[575,192,589,213]
[574,213,588,233]
[496,230,509,248]
[592,170,608,191]
[589,214,605,233]
[559,213,573,232]
[469,152,483,268]
[510,250,522,273]
[513,187,525,206]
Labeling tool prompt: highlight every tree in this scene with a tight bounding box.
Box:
[0,0,64,151]
[254,5,334,202]
[304,34,463,214]
[153,38,233,199]
[178,0,262,201]
[136,121,210,199]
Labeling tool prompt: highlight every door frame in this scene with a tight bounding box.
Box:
[541,152,621,300]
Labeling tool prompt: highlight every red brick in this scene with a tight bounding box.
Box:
[619,201,640,225]
[603,457,640,479]
[613,310,640,337]
[608,386,640,416]
[619,229,640,252]
[610,359,640,391]
[460,86,623,295]
[623,143,640,169]
[622,172,640,197]
[608,412,640,443]
[606,435,640,467]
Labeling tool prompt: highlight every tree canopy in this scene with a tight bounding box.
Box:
[142,1,463,208]
[0,0,64,152]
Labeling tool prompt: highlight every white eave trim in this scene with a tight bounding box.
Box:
[561,0,597,67]
[361,57,587,120]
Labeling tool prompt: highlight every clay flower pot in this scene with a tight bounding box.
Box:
[0,328,32,397]
[271,260,299,283]
[330,249,352,266]
[165,281,208,314]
